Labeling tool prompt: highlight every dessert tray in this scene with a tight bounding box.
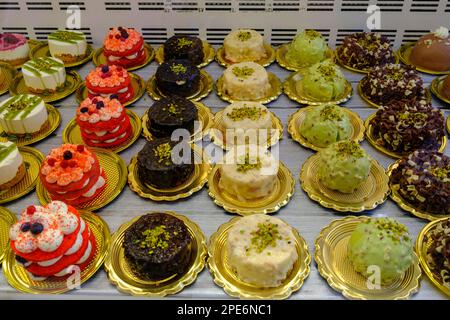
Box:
[155,40,215,68]
[0,207,17,263]
[29,42,94,68]
[0,62,17,96]
[430,76,450,105]
[215,43,276,68]
[276,43,335,72]
[398,43,450,75]
[93,43,155,71]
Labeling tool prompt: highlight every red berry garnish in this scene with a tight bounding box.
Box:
[69,160,77,168]
[26,206,36,215]
[47,158,56,166]
[77,145,85,152]
[60,160,69,169]
[115,34,121,39]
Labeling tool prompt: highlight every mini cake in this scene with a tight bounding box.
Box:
[76,96,132,148]
[218,145,279,201]
[9,201,96,280]
[0,33,29,66]
[147,96,198,138]
[227,214,298,288]
[300,60,347,101]
[103,27,146,68]
[317,140,371,193]
[348,217,413,285]
[222,61,271,101]
[300,104,352,148]
[442,74,450,100]
[22,57,66,93]
[410,27,450,72]
[163,35,204,66]
[285,30,328,67]
[155,59,201,97]
[0,141,25,191]
[0,94,48,135]
[370,99,444,153]
[123,212,192,280]
[390,150,449,215]
[223,29,267,63]
[337,32,396,70]
[48,30,87,63]
[85,65,134,104]
[40,144,107,207]
[137,138,194,189]
[424,219,450,289]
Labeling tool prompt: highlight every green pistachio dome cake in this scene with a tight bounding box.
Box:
[317,140,370,193]
[348,217,414,285]
[285,30,328,67]
[299,60,347,101]
[300,104,352,148]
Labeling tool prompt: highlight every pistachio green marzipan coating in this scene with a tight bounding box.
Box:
[286,30,328,67]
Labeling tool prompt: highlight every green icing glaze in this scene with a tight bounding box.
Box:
[0,94,42,120]
[0,143,16,163]
[23,57,65,89]
[48,30,85,45]
[286,30,328,67]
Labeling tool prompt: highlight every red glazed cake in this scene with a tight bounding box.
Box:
[103,27,146,68]
[76,96,132,148]
[85,64,134,104]
[40,144,107,207]
[9,201,96,280]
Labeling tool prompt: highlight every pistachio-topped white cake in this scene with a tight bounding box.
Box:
[223,29,267,63]
[223,101,271,131]
[48,30,87,63]
[22,57,66,93]
[227,214,298,288]
[0,141,25,190]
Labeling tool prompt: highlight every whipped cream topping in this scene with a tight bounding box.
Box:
[77,96,124,123]
[434,27,449,39]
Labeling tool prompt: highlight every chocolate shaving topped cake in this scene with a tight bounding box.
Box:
[163,35,204,66]
[155,59,201,97]
[370,99,444,154]
[390,150,449,215]
[424,219,450,288]
[123,212,193,280]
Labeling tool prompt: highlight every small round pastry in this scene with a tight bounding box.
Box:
[147,96,198,138]
[337,32,395,70]
[103,27,146,68]
[222,101,271,136]
[48,30,87,63]
[442,74,450,100]
[22,57,66,93]
[223,29,267,63]
[300,59,347,101]
[348,217,414,285]
[0,94,48,135]
[137,137,194,189]
[123,212,192,280]
[227,214,298,288]
[222,61,271,101]
[410,27,450,72]
[0,33,29,66]
[155,59,201,97]
[218,145,279,201]
[0,141,25,191]
[370,99,444,153]
[300,104,352,148]
[360,64,426,105]
[390,150,449,215]
[424,218,450,289]
[317,140,371,193]
[285,30,328,67]
[163,35,204,66]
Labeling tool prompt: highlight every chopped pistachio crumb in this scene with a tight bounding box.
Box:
[138,225,170,255]
[319,105,344,121]
[167,103,180,115]
[305,30,322,39]
[250,222,282,253]
[335,141,365,158]
[176,37,193,48]
[170,63,187,75]
[232,66,254,79]
[236,153,261,173]
[317,64,337,81]
[237,31,252,41]
[369,218,410,243]
[429,166,450,182]
[153,142,172,165]
[227,105,266,121]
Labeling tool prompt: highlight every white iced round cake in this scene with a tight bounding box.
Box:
[48,30,87,63]
[0,33,29,66]
[223,29,267,63]
[22,57,66,93]
[0,141,24,190]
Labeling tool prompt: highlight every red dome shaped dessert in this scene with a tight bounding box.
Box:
[103,27,146,68]
[410,27,450,72]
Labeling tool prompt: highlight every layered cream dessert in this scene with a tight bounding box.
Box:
[0,141,25,190]
[223,29,267,63]
[22,57,66,93]
[0,33,29,66]
[48,30,88,63]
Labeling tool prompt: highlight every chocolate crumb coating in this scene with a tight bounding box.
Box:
[163,35,204,66]
[155,59,201,97]
[424,218,450,288]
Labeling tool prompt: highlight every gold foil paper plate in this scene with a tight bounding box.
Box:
[216,72,282,104]
[93,43,155,71]
[29,42,94,68]
[0,146,43,204]
[9,70,81,103]
[207,216,311,299]
[209,110,283,150]
[3,210,110,294]
[146,70,213,102]
[315,216,421,300]
[0,104,61,146]
[398,43,450,75]
[0,207,17,263]
[36,148,127,211]
[283,71,353,105]
[364,113,447,159]
[416,218,450,297]
[287,106,364,152]
[300,154,389,212]
[128,145,211,201]
[336,46,400,74]
[11,39,42,69]
[447,116,450,135]
[62,109,142,153]
[0,62,17,96]
[207,161,295,215]
[430,76,450,105]
[76,73,145,107]
[276,43,335,72]
[142,101,214,143]
[215,43,276,68]
[155,41,215,68]
[104,211,207,297]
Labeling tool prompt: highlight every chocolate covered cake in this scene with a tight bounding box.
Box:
[390,150,449,215]
[123,212,193,280]
[147,96,198,138]
[163,35,204,66]
[155,59,201,97]
[410,27,450,72]
[424,218,450,288]
[137,137,194,189]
